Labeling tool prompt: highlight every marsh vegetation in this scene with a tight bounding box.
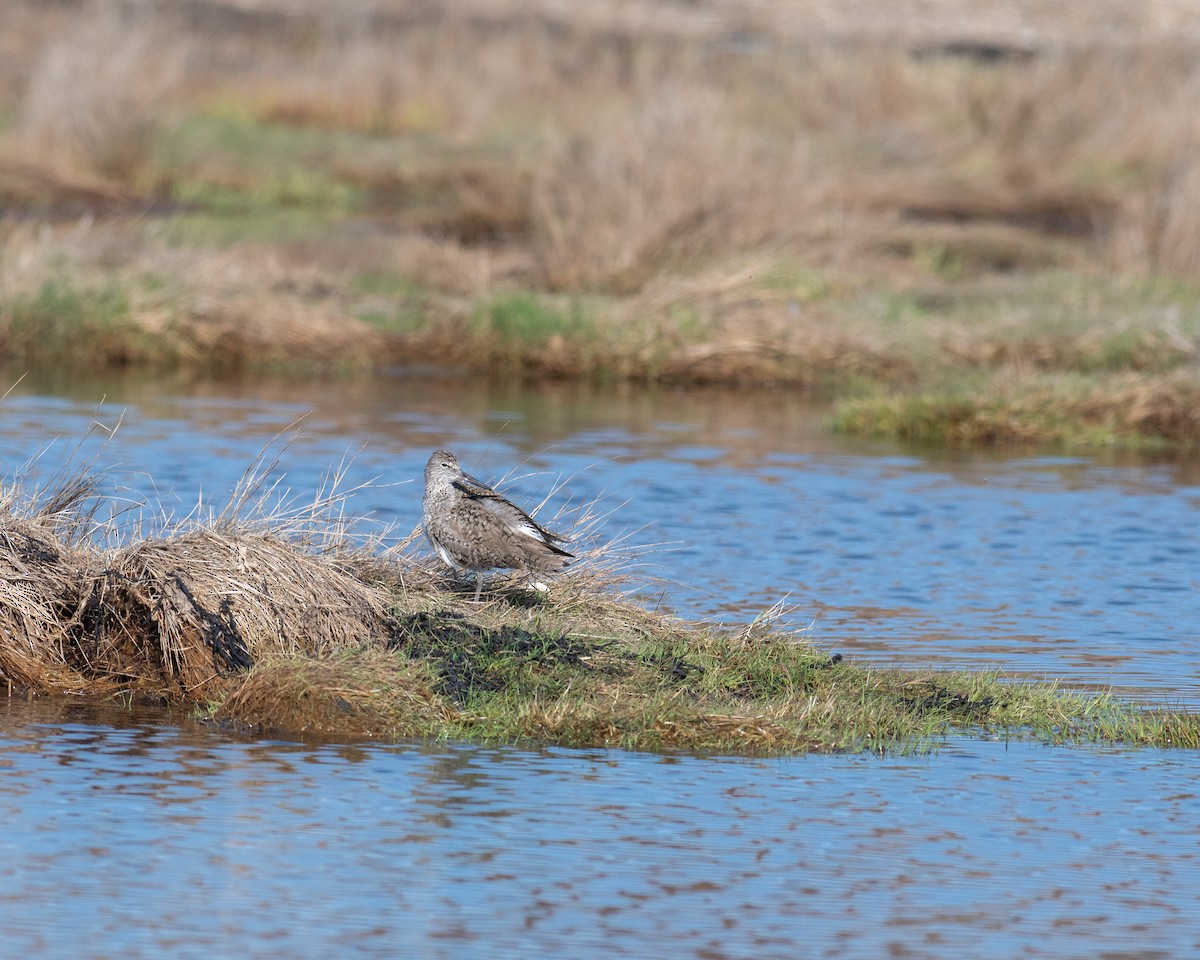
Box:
[1,0,1198,447]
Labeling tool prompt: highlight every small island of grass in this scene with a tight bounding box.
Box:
[2,467,1195,755]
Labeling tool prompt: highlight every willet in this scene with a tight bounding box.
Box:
[422,449,573,601]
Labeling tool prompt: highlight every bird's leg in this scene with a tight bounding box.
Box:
[474,572,484,603]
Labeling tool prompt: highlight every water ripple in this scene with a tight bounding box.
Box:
[0,702,1197,959]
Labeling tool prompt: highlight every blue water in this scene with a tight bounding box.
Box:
[0,699,1196,960]
[2,372,1199,958]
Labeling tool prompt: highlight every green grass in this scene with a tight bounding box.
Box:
[168,172,359,212]
[157,109,389,178]
[473,292,596,344]
[459,291,670,381]
[811,267,1200,448]
[1,275,182,367]
[759,260,833,302]
[354,271,432,334]
[160,208,344,246]
[203,582,1200,754]
[828,367,1200,449]
[151,111,383,214]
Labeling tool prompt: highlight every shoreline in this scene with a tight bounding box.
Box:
[2,225,1198,450]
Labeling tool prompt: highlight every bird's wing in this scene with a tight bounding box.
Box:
[452,477,573,552]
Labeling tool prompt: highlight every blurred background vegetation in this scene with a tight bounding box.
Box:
[1,0,1198,446]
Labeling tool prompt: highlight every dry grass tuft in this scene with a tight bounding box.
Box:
[649,711,795,752]
[0,514,93,693]
[0,468,102,694]
[77,528,402,698]
[1089,370,1200,442]
[179,289,390,373]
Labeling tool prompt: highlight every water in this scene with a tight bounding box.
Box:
[1,699,1197,960]
[2,370,1199,958]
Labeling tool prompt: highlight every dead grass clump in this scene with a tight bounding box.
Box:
[77,529,402,699]
[0,470,102,694]
[213,649,454,739]
[986,370,1200,445]
[0,515,93,693]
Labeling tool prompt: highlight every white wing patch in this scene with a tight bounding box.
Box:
[514,518,547,542]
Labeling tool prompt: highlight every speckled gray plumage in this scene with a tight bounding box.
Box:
[422,449,572,598]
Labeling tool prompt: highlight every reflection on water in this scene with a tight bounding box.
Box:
[3,369,1197,702]
[0,698,1197,960]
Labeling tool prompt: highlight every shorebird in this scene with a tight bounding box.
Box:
[422,449,573,601]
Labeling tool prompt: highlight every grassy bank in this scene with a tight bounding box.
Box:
[2,1,1200,447]
[1,465,1197,754]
